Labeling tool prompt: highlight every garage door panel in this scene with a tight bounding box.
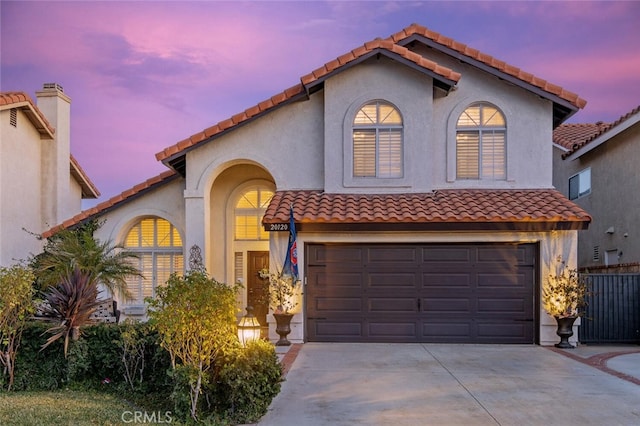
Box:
[368,247,419,263]
[312,321,362,340]
[477,245,531,264]
[315,297,362,312]
[309,270,362,289]
[422,273,471,287]
[423,321,471,338]
[422,247,472,263]
[369,297,417,313]
[368,321,417,338]
[422,298,471,313]
[306,243,536,343]
[477,273,531,288]
[368,272,418,289]
[477,298,529,314]
[307,245,363,265]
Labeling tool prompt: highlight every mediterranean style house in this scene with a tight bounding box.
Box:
[0,84,99,266]
[43,24,591,346]
[553,105,640,271]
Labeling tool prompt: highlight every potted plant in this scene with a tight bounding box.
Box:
[542,257,589,348]
[258,268,298,345]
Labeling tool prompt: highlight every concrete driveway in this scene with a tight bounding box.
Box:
[258,343,640,426]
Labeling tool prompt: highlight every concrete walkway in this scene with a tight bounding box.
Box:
[260,343,640,425]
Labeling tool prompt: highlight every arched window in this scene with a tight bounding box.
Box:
[456,103,506,180]
[353,101,403,178]
[124,217,183,304]
[234,186,273,241]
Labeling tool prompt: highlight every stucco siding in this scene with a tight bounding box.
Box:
[0,108,45,265]
[555,124,640,267]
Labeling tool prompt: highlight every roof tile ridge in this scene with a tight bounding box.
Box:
[41,169,178,238]
[0,91,56,135]
[389,25,587,109]
[70,154,100,196]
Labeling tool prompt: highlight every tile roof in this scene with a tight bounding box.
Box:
[556,104,640,158]
[263,189,591,231]
[0,91,55,137]
[390,24,587,111]
[70,155,100,198]
[156,24,586,169]
[553,122,610,151]
[155,34,461,166]
[41,170,178,239]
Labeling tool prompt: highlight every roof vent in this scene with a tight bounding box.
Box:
[43,83,64,92]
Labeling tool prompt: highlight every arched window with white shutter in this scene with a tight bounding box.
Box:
[352,101,403,178]
[456,102,506,180]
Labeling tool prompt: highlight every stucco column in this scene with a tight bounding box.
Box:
[183,189,207,270]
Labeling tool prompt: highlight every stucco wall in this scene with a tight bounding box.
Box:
[554,124,640,267]
[0,108,45,265]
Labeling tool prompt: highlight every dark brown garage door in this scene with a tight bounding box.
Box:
[306,243,537,343]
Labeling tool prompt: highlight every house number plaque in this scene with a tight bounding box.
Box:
[265,223,289,232]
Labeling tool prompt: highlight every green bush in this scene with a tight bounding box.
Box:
[12,322,67,390]
[10,321,283,424]
[210,339,283,424]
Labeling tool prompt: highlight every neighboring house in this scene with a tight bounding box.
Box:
[44,24,591,346]
[553,105,640,271]
[0,83,99,266]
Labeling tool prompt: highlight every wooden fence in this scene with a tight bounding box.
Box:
[579,274,640,344]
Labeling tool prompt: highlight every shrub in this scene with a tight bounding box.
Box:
[146,270,240,421]
[0,264,35,390]
[210,339,282,424]
[12,322,66,391]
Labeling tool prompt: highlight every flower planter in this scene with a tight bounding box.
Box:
[554,316,578,349]
[273,312,293,346]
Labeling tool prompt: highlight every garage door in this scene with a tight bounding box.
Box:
[306,243,536,343]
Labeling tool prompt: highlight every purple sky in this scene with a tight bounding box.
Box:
[2,1,639,209]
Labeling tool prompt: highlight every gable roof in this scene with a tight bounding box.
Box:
[155,34,462,172]
[70,155,100,199]
[0,91,55,138]
[557,105,640,160]
[156,24,585,175]
[390,24,587,126]
[41,170,178,239]
[263,189,591,231]
[1,91,100,199]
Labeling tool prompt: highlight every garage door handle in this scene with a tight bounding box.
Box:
[417,298,421,311]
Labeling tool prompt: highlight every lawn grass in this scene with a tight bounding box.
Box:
[0,389,178,425]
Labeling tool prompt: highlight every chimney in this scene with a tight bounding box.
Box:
[36,83,72,227]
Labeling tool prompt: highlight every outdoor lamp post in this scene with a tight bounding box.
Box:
[237,306,261,347]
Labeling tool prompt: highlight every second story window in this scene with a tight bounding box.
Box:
[353,101,403,178]
[456,102,506,180]
[569,168,591,200]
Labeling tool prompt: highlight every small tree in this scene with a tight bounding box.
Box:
[146,270,239,421]
[30,220,140,299]
[40,268,103,357]
[0,265,35,390]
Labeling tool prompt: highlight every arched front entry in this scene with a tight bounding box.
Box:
[207,163,275,330]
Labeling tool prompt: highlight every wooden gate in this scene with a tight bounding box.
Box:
[580,274,640,344]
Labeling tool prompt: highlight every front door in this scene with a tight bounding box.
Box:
[248,251,269,337]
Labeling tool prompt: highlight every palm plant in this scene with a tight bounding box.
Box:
[40,268,103,357]
[31,220,140,300]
